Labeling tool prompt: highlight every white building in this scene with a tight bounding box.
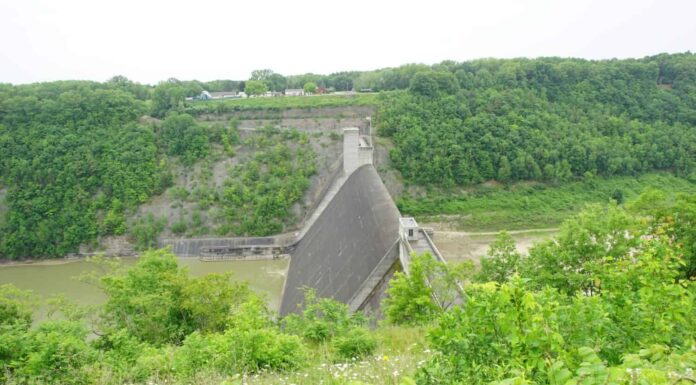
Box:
[210,91,239,99]
[285,89,304,96]
[399,217,419,242]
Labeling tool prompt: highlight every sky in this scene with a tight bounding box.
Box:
[1,0,695,85]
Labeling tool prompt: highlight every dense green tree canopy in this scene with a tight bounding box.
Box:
[0,82,167,258]
[379,53,696,187]
[303,81,317,94]
[244,80,268,96]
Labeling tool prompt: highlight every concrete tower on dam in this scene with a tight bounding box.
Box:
[343,127,373,174]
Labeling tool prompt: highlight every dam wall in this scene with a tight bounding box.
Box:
[279,165,401,315]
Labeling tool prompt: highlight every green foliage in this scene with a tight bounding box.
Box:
[0,83,162,258]
[244,80,269,97]
[283,289,367,343]
[171,219,187,235]
[181,273,253,333]
[409,71,459,98]
[100,249,190,345]
[416,194,696,385]
[167,186,190,201]
[250,69,287,92]
[160,112,209,164]
[0,285,35,383]
[100,199,127,236]
[212,325,306,374]
[332,327,378,360]
[99,249,256,346]
[383,253,470,325]
[399,172,696,231]
[383,259,438,325]
[129,213,166,250]
[173,298,306,378]
[476,231,521,283]
[151,81,186,117]
[303,81,317,94]
[20,320,96,385]
[381,54,696,188]
[521,203,641,294]
[628,190,696,278]
[0,284,35,327]
[184,93,379,115]
[282,290,376,363]
[218,129,316,236]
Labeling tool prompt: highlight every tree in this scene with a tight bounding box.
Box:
[497,156,512,182]
[382,253,470,324]
[160,112,209,164]
[409,71,459,97]
[244,80,268,97]
[476,231,521,283]
[250,69,287,92]
[151,82,185,117]
[521,203,641,294]
[250,69,275,81]
[303,81,317,94]
[383,254,440,325]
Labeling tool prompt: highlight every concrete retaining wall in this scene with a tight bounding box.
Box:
[358,146,373,167]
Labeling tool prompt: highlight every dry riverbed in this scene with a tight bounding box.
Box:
[422,222,557,265]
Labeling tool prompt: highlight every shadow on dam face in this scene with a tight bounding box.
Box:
[280,164,401,316]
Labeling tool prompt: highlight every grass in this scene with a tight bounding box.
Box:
[398,172,696,231]
[117,326,428,385]
[242,326,428,385]
[185,93,380,115]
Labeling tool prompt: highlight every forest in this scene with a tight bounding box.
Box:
[378,53,696,187]
[1,189,695,384]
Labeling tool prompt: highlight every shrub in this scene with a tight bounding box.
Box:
[173,332,216,378]
[283,289,367,343]
[171,220,187,235]
[20,321,96,385]
[216,327,306,373]
[476,231,521,283]
[332,328,378,360]
[129,213,167,250]
[382,254,441,325]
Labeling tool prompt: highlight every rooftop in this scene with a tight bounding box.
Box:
[399,217,418,228]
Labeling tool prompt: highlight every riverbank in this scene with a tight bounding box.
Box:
[400,172,696,231]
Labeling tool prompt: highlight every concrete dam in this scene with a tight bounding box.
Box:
[162,126,445,315]
[279,163,401,315]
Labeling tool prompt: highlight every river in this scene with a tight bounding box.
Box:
[0,257,289,320]
[0,229,555,320]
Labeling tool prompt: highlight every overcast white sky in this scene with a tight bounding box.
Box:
[1,0,695,85]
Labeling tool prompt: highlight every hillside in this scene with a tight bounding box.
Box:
[2,53,696,259]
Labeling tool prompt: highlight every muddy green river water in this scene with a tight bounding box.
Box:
[0,230,555,321]
[0,257,289,319]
